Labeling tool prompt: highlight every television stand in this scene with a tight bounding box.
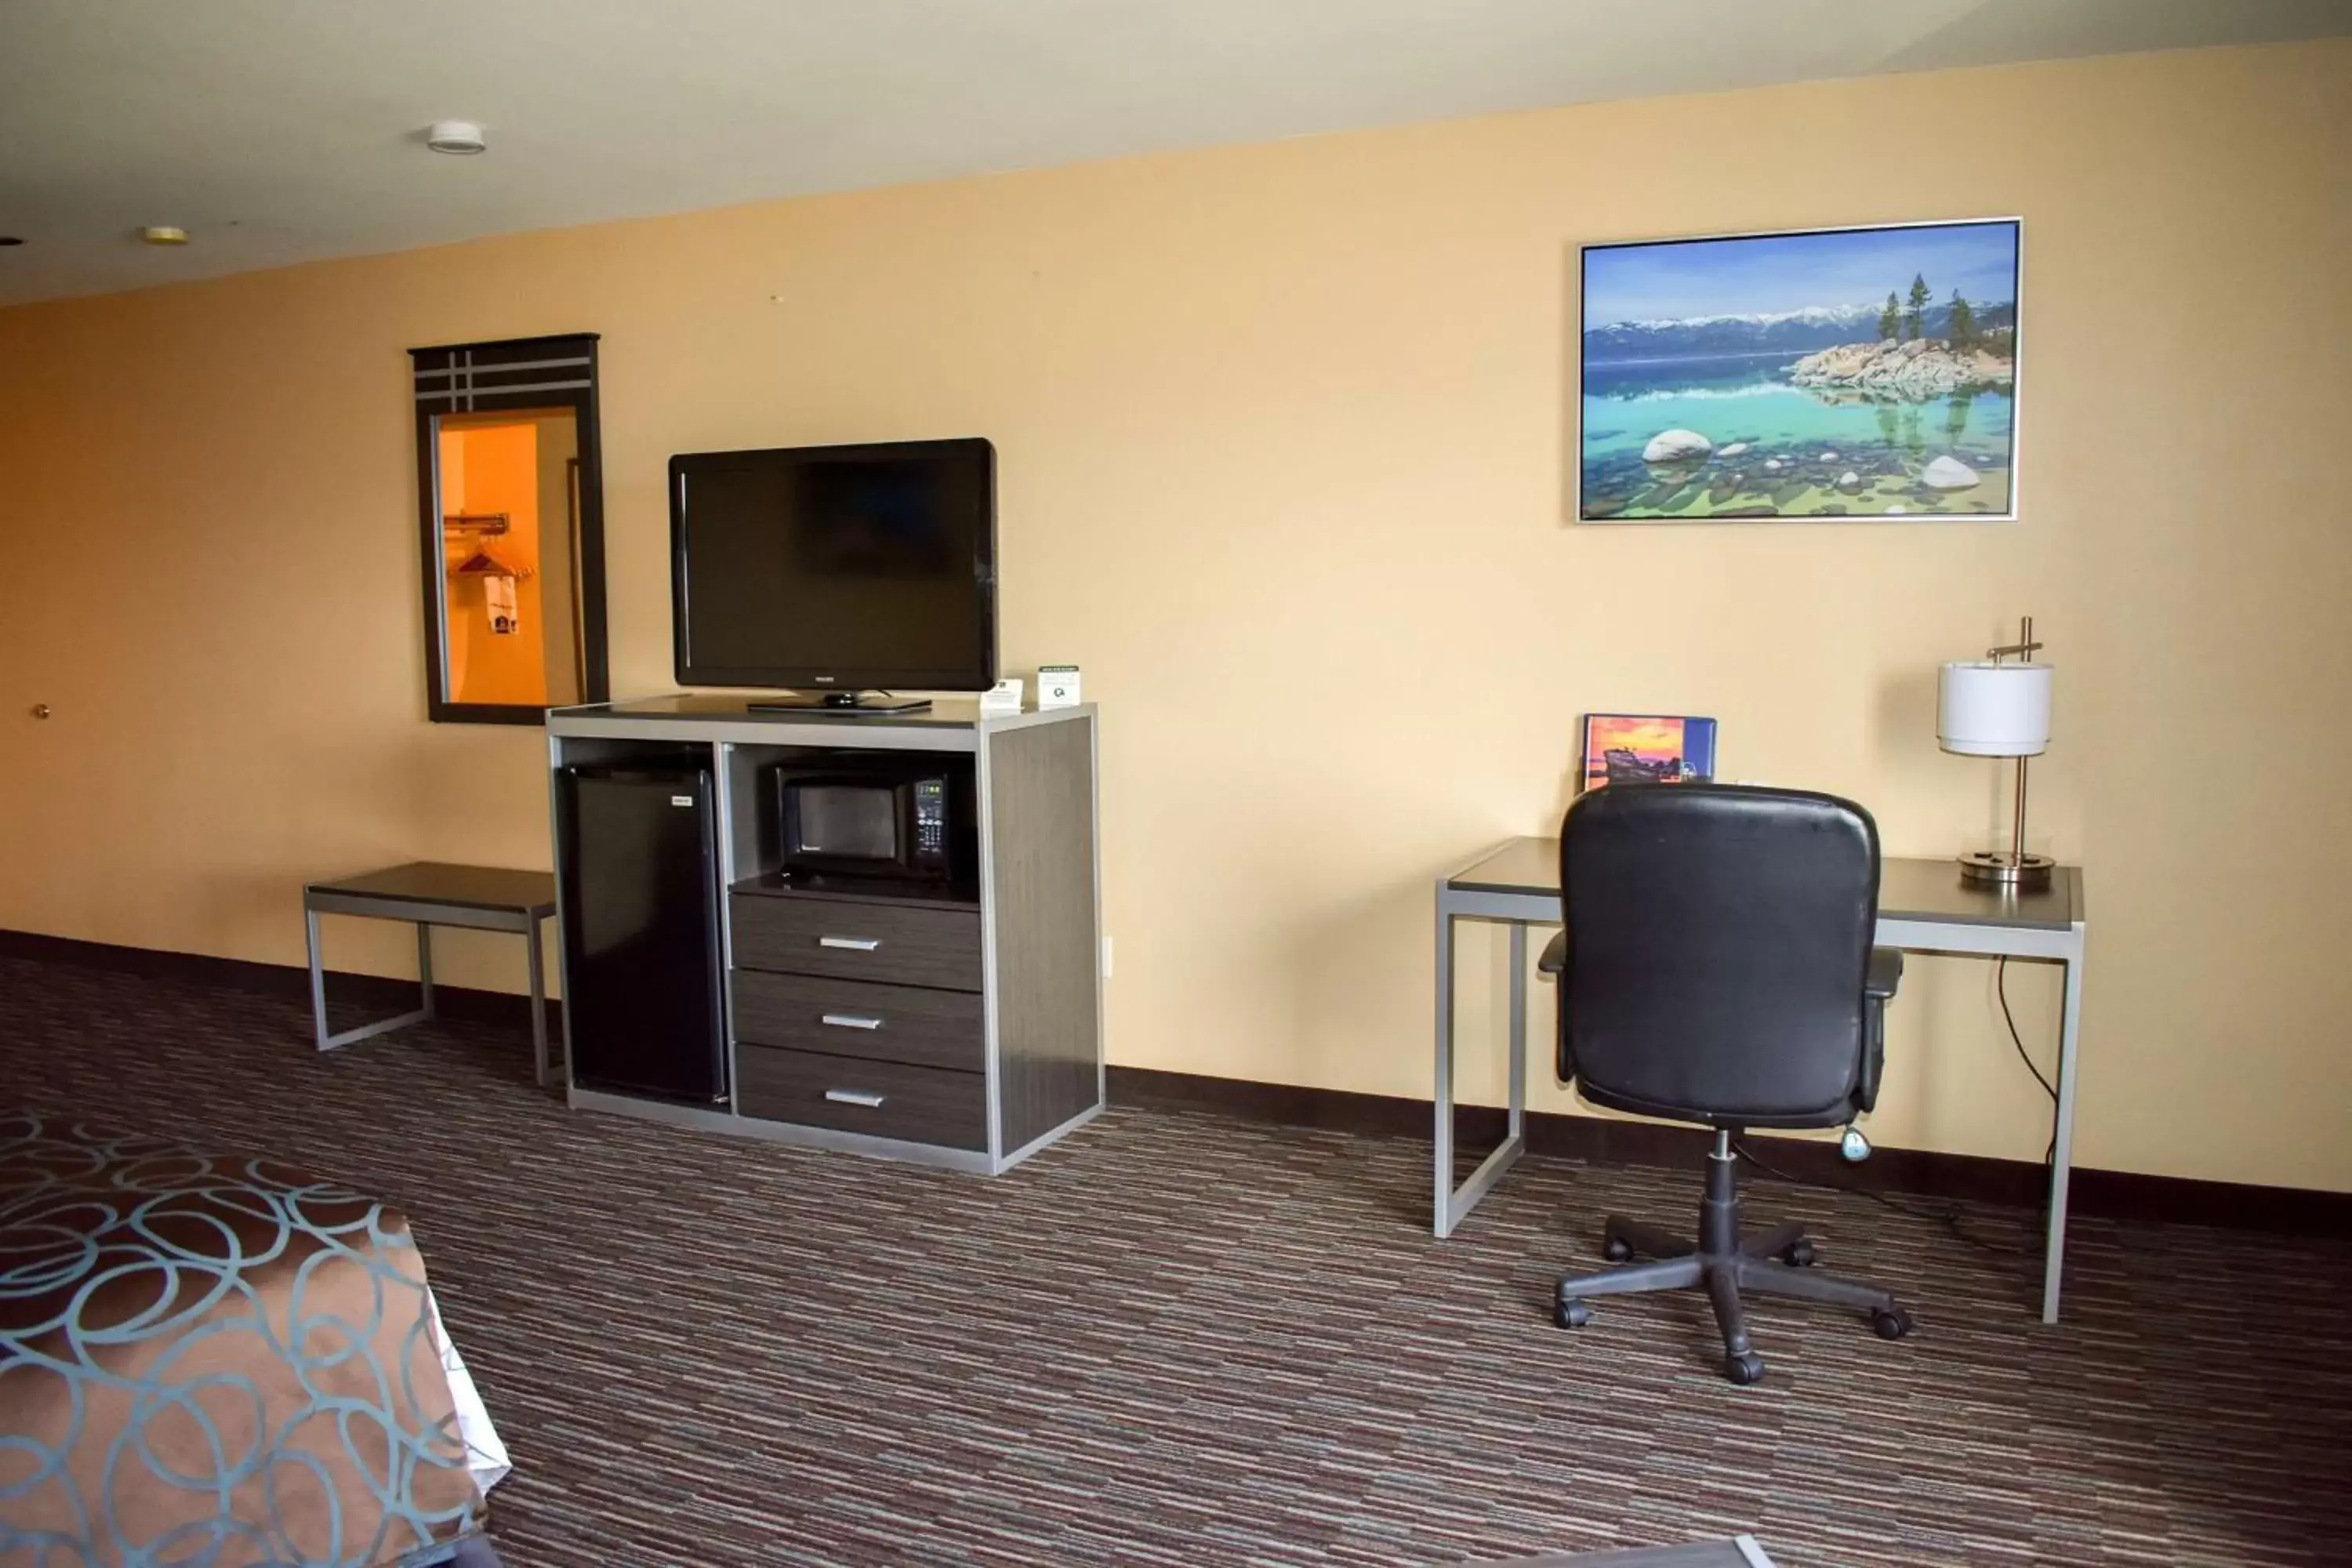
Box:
[546,695,1103,1176]
[745,691,932,715]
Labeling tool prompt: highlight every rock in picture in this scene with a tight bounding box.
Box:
[1578,220,2020,521]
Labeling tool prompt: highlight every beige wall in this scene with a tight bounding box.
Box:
[3,42,2347,1189]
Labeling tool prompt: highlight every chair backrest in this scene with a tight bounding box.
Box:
[1558,784,1880,1124]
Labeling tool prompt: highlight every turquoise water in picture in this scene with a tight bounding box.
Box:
[1581,352,2016,520]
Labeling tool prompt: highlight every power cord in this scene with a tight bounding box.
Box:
[1731,963,2063,1254]
[1998,956,2056,1104]
[1730,1135,2024,1256]
[1999,957,2060,1172]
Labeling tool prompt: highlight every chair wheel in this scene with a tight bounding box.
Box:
[1780,1239,1817,1268]
[1871,1305,1914,1340]
[1602,1236,1633,1263]
[1555,1297,1592,1330]
[1724,1350,1766,1385]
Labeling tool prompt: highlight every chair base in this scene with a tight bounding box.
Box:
[1555,1135,1912,1385]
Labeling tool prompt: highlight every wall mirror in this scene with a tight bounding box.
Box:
[411,332,608,723]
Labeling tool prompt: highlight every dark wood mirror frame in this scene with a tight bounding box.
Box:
[411,332,610,724]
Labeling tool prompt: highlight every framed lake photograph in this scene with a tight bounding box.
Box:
[1578,219,2020,522]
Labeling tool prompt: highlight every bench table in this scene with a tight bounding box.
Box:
[304,862,560,1085]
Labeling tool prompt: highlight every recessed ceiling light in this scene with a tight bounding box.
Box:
[426,120,488,155]
[140,226,189,245]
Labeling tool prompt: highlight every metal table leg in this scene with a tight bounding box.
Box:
[526,914,550,1087]
[1434,887,1455,1235]
[307,908,434,1051]
[307,906,332,1051]
[417,922,437,1021]
[2043,947,2085,1324]
[1433,891,1528,1238]
[1508,921,1527,1151]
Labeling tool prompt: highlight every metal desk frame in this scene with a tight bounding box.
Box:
[304,876,557,1086]
[1434,840,2087,1324]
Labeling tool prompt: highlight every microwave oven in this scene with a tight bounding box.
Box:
[769,758,975,887]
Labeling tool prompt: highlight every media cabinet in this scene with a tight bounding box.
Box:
[546,695,1103,1173]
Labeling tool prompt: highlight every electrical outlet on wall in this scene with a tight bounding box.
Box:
[1102,936,1114,978]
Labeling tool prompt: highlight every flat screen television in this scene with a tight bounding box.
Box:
[669,438,996,711]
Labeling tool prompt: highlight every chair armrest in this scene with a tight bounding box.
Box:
[1854,947,1902,1114]
[1866,947,1904,1000]
[1537,930,1568,977]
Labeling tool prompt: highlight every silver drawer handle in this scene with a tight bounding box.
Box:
[825,1088,887,1108]
[821,1013,884,1031]
[818,935,881,951]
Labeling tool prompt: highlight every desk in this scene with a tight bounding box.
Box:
[1434,837,2086,1323]
[304,862,559,1086]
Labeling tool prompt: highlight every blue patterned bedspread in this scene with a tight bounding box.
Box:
[0,1113,488,1567]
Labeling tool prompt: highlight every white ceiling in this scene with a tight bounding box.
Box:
[2,0,2344,307]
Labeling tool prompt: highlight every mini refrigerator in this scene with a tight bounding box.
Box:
[557,760,728,1104]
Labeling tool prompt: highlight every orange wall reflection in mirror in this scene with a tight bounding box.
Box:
[437,412,581,707]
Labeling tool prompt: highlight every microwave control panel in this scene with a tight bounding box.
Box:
[913,779,947,859]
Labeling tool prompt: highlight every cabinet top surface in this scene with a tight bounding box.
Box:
[550,693,1093,738]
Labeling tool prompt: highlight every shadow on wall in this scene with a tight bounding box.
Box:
[1292,855,1531,1105]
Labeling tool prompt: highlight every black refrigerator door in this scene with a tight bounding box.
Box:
[558,764,728,1103]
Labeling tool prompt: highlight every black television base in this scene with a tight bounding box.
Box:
[743,691,934,715]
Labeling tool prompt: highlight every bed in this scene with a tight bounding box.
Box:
[0,1112,507,1566]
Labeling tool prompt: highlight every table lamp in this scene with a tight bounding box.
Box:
[1938,615,2054,890]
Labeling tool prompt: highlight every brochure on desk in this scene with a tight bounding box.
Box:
[1581,714,1718,790]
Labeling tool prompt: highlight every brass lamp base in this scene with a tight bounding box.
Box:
[1958,850,2054,891]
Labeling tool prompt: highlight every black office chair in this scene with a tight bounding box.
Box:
[1537,783,1913,1385]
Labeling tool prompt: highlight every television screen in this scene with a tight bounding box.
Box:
[670,439,996,691]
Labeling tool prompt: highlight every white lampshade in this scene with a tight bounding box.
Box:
[1939,660,2053,757]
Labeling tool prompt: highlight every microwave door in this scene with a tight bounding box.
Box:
[787,779,908,874]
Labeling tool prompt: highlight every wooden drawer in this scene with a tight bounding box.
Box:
[730,894,982,992]
[736,1045,987,1150]
[731,969,984,1073]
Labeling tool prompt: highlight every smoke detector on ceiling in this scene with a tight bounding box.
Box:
[426,121,488,155]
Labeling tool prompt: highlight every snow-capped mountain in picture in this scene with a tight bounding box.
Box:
[1585,300,2015,361]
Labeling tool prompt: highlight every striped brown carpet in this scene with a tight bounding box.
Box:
[5,952,2350,1566]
